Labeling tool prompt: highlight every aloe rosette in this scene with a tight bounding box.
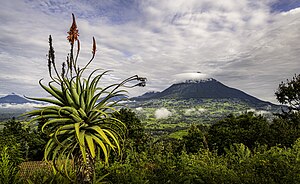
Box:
[24,14,146,183]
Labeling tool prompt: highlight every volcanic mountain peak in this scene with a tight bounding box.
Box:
[132,78,273,106]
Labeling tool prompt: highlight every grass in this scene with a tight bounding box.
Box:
[168,129,189,139]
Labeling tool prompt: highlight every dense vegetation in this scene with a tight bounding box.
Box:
[1,105,300,183]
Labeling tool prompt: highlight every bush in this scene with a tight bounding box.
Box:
[25,168,73,184]
[208,112,270,154]
[224,140,300,184]
[181,124,207,154]
[97,138,300,184]
[0,134,23,165]
[0,147,21,184]
[113,108,149,153]
[176,150,239,184]
[97,150,150,184]
[0,118,46,161]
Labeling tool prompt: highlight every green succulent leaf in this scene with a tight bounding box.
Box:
[85,133,96,158]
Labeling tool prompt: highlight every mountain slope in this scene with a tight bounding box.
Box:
[132,78,272,106]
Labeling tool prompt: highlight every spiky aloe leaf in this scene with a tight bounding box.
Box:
[86,126,115,150]
[85,134,96,158]
[78,130,87,163]
[39,79,64,102]
[26,96,65,106]
[89,134,109,163]
[42,118,74,133]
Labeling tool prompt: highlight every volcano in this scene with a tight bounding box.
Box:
[132,78,273,106]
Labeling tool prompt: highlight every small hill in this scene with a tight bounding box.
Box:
[0,94,33,104]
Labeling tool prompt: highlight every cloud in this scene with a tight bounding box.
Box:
[174,72,210,83]
[135,107,144,112]
[246,108,272,116]
[185,107,206,116]
[0,0,299,104]
[0,103,48,110]
[155,108,172,119]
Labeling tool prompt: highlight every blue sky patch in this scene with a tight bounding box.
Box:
[271,0,300,12]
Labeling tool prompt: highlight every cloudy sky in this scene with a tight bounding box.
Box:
[1,0,300,103]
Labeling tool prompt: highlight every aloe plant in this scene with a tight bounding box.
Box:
[24,14,146,183]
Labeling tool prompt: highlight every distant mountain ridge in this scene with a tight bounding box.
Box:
[132,78,274,106]
[0,94,36,104]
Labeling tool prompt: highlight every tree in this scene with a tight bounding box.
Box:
[269,112,300,147]
[113,108,148,152]
[208,112,270,154]
[1,118,45,161]
[181,124,207,154]
[25,14,146,183]
[270,74,300,147]
[275,74,300,112]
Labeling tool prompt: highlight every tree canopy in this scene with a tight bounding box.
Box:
[275,73,300,112]
[208,112,269,154]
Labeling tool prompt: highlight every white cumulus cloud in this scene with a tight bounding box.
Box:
[185,107,207,115]
[155,107,172,119]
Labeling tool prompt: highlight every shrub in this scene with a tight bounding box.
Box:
[0,147,21,184]
[208,112,270,154]
[225,141,300,184]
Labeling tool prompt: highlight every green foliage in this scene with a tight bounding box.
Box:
[113,108,149,152]
[0,133,23,165]
[266,73,300,148]
[94,138,300,184]
[99,143,180,184]
[130,98,279,133]
[176,151,239,184]
[0,147,21,184]
[114,109,145,141]
[99,145,240,184]
[25,165,75,184]
[269,111,300,147]
[0,109,298,183]
[224,143,252,170]
[227,142,300,184]
[275,73,300,112]
[168,129,188,139]
[249,147,300,183]
[97,152,150,184]
[181,124,207,153]
[208,112,270,154]
[0,118,45,161]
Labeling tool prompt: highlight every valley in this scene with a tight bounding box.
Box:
[126,98,282,138]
